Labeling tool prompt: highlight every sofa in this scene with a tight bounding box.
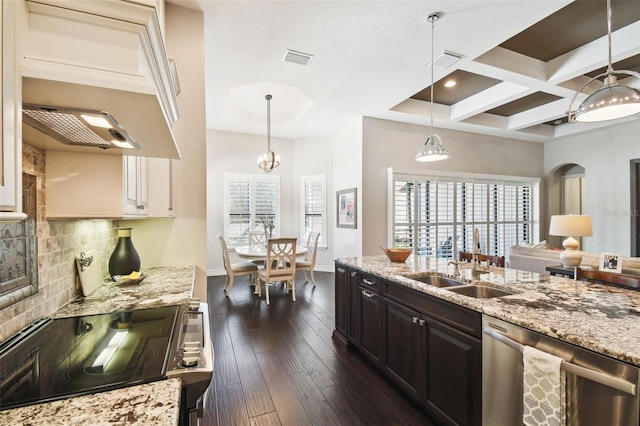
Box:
[508,243,640,275]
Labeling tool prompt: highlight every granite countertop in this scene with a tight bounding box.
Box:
[0,378,182,426]
[1,266,196,424]
[52,265,196,318]
[338,255,640,367]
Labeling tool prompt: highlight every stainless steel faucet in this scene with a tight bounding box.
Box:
[448,260,461,277]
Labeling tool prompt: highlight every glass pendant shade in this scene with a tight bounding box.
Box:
[257,151,281,172]
[573,75,640,122]
[415,133,449,162]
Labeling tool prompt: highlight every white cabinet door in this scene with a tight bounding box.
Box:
[0,0,26,221]
[124,156,148,216]
[147,157,173,217]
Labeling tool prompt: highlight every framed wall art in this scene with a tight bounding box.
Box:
[336,187,357,229]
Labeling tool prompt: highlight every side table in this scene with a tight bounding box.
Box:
[545,265,577,279]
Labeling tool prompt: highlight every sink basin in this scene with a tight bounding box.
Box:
[445,285,514,298]
[403,275,467,288]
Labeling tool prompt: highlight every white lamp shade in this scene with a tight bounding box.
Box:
[548,215,593,238]
[548,214,593,268]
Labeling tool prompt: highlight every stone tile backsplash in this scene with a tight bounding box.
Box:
[0,144,118,342]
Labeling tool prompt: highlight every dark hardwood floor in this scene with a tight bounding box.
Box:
[201,272,437,425]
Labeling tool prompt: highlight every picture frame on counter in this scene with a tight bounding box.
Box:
[336,187,357,229]
[599,252,622,273]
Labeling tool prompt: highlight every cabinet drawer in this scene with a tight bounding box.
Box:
[359,273,381,293]
[384,280,482,338]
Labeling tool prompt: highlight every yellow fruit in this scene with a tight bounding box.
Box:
[129,271,140,279]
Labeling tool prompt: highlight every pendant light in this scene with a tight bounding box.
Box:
[257,94,280,172]
[568,0,640,122]
[415,13,449,162]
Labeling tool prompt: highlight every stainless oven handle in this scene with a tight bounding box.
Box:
[483,326,637,396]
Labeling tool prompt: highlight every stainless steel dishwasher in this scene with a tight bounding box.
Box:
[482,315,639,426]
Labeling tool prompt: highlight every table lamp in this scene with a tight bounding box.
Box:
[548,215,593,267]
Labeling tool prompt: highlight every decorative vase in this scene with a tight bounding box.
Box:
[108,227,141,279]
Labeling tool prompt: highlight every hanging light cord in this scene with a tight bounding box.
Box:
[606,0,613,76]
[266,94,272,153]
[428,14,437,133]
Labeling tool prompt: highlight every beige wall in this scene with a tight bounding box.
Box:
[545,120,640,255]
[362,117,546,255]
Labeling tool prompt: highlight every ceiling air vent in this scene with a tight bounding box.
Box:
[428,50,464,69]
[283,49,314,66]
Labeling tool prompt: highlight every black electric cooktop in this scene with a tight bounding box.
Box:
[0,305,179,411]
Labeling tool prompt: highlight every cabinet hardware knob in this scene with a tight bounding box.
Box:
[413,317,419,324]
[351,272,357,277]
[418,319,426,326]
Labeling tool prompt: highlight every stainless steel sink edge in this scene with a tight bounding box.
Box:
[397,273,520,298]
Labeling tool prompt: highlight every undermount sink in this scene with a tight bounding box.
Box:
[404,275,467,288]
[445,285,514,299]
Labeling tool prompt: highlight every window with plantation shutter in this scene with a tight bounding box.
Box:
[223,173,280,247]
[389,169,539,259]
[300,175,326,248]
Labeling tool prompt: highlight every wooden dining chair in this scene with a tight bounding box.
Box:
[459,251,505,267]
[248,231,265,247]
[217,235,259,296]
[248,230,266,266]
[575,268,640,290]
[296,232,320,286]
[256,237,297,305]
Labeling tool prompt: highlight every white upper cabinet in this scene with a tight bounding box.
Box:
[20,0,181,159]
[46,151,156,219]
[0,0,27,221]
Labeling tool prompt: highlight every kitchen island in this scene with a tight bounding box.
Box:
[1,266,197,425]
[335,255,640,425]
[338,255,640,366]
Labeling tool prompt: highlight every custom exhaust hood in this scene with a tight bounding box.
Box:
[21,0,181,159]
[23,103,140,151]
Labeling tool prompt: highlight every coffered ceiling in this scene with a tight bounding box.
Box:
[174,0,640,142]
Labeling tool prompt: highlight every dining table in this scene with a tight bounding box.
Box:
[235,244,308,260]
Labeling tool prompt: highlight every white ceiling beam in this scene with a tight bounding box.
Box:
[449,81,533,121]
[507,99,568,130]
[548,21,640,83]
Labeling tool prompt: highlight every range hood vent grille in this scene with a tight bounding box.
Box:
[22,104,140,150]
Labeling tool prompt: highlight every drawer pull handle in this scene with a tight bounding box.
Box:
[362,279,376,286]
[362,290,374,298]
[350,272,358,277]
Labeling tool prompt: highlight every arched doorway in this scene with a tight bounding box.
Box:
[560,164,585,215]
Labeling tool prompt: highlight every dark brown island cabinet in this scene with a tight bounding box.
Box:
[334,262,482,426]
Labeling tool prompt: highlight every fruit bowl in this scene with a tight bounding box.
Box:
[117,272,146,286]
[381,247,412,263]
